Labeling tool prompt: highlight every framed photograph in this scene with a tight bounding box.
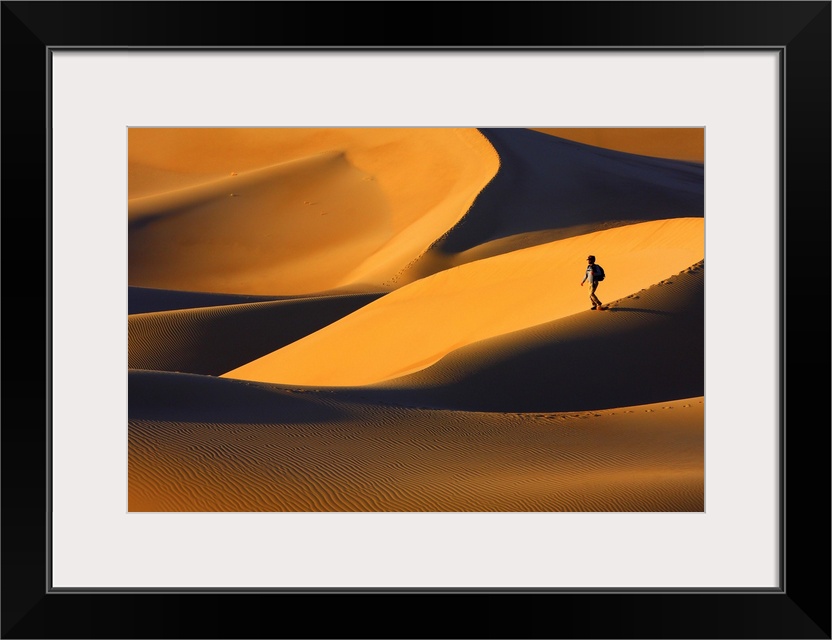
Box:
[125,123,707,515]
[3,1,829,638]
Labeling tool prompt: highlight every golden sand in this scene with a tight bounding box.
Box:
[129,128,498,295]
[128,127,704,512]
[221,218,703,386]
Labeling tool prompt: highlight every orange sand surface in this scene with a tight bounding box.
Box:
[221,218,703,386]
[129,128,498,295]
[129,379,703,512]
[128,127,704,512]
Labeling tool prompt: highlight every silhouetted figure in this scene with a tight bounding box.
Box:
[580,254,604,310]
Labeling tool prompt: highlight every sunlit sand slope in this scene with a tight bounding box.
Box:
[129,293,382,376]
[362,262,704,413]
[129,370,703,512]
[128,128,498,295]
[222,218,703,386]
[530,128,705,163]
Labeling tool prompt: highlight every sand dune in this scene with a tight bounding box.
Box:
[129,286,287,315]
[423,128,703,254]
[129,128,498,295]
[128,127,704,513]
[129,293,382,376]
[129,368,703,512]
[395,128,703,284]
[222,218,703,386]
[361,261,704,413]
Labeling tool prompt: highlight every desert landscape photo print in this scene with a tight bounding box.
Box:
[128,126,705,513]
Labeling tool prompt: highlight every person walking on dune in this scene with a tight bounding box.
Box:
[580,254,605,310]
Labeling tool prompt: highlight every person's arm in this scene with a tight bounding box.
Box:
[580,269,587,286]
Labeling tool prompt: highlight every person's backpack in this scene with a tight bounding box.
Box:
[593,264,606,281]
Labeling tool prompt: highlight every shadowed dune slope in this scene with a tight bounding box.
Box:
[530,128,705,163]
[128,128,499,295]
[129,389,703,512]
[429,128,703,257]
[129,286,287,315]
[222,218,703,387]
[128,370,352,424]
[129,293,383,376]
[361,262,704,413]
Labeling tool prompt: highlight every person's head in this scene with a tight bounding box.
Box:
[587,255,595,264]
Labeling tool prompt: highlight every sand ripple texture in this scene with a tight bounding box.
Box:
[129,380,703,513]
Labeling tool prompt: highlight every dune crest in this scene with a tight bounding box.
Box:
[222,218,703,386]
[361,261,705,413]
[129,293,382,376]
[128,128,499,295]
[423,128,703,261]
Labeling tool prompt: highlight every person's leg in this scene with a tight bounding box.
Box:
[589,283,602,308]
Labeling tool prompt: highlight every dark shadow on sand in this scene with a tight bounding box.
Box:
[434,128,704,254]
[360,268,705,413]
[604,307,674,316]
[128,370,349,424]
[129,286,289,314]
[128,293,385,375]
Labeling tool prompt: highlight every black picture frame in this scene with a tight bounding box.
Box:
[2,1,829,638]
